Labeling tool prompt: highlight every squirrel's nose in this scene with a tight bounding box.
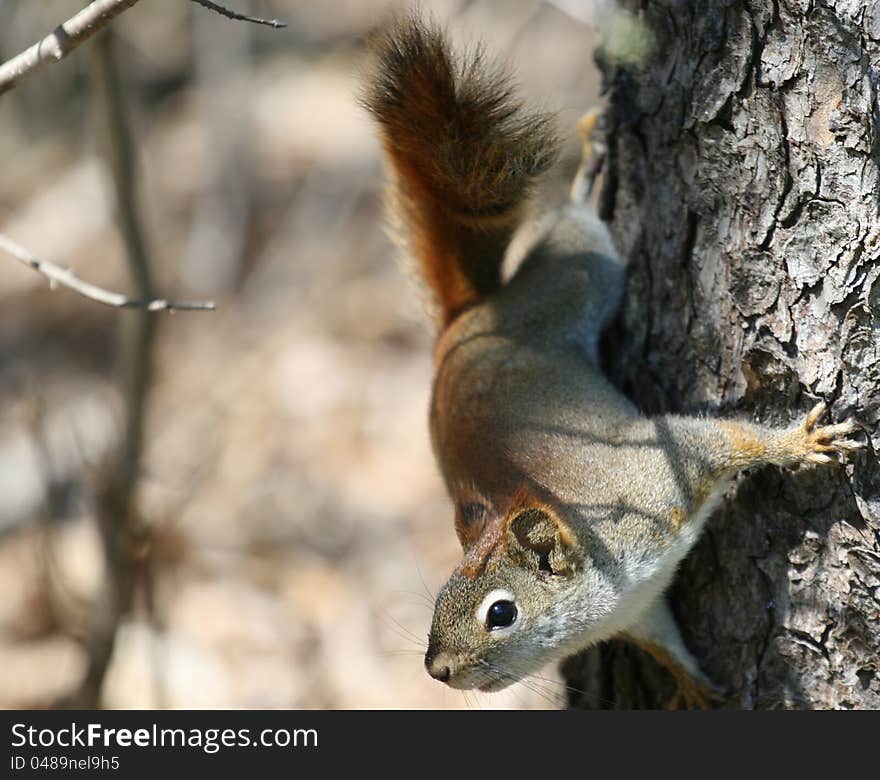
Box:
[425,649,453,683]
[429,662,451,683]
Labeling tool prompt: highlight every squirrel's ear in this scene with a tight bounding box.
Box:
[505,507,579,577]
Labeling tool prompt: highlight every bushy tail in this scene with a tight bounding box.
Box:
[362,14,559,328]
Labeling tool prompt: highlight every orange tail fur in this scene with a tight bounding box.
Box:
[362,14,558,328]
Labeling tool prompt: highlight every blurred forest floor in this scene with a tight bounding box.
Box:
[0,0,600,708]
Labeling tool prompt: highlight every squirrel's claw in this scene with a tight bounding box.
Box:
[803,401,827,432]
[794,403,864,464]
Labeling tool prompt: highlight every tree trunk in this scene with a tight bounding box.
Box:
[562,0,880,709]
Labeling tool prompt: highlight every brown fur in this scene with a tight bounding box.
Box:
[453,490,491,548]
[362,13,558,327]
[456,513,506,579]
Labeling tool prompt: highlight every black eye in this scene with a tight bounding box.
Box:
[486,600,517,630]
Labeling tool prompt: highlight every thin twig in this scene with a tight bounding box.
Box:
[0,233,216,312]
[67,28,160,708]
[0,0,142,97]
[0,0,287,98]
[189,0,287,28]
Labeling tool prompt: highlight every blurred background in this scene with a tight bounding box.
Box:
[0,0,604,708]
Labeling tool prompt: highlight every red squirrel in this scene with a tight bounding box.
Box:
[362,13,864,706]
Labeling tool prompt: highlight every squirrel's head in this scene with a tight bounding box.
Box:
[425,487,592,691]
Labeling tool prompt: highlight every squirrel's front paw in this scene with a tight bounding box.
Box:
[791,402,865,465]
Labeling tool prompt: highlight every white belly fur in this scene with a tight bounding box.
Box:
[572,480,730,650]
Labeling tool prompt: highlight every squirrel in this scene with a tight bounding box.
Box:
[362,13,865,707]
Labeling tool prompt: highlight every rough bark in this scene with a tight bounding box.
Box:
[562,0,880,709]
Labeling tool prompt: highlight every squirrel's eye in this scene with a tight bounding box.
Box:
[486,600,517,630]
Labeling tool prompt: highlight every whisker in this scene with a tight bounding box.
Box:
[387,589,435,609]
[469,655,620,709]
[478,659,587,708]
[377,608,428,650]
[520,676,566,706]
[507,675,562,707]
[527,669,619,709]
[414,562,437,604]
[523,669,584,698]
[380,649,427,658]
[479,661,560,707]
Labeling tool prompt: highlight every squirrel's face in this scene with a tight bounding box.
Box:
[424,495,589,691]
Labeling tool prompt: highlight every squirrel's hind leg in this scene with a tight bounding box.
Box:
[500,106,625,365]
[570,107,606,204]
[502,107,624,365]
[619,598,725,710]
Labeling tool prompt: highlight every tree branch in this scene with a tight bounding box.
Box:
[0,0,287,98]
[188,0,287,29]
[0,0,142,97]
[0,233,216,312]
